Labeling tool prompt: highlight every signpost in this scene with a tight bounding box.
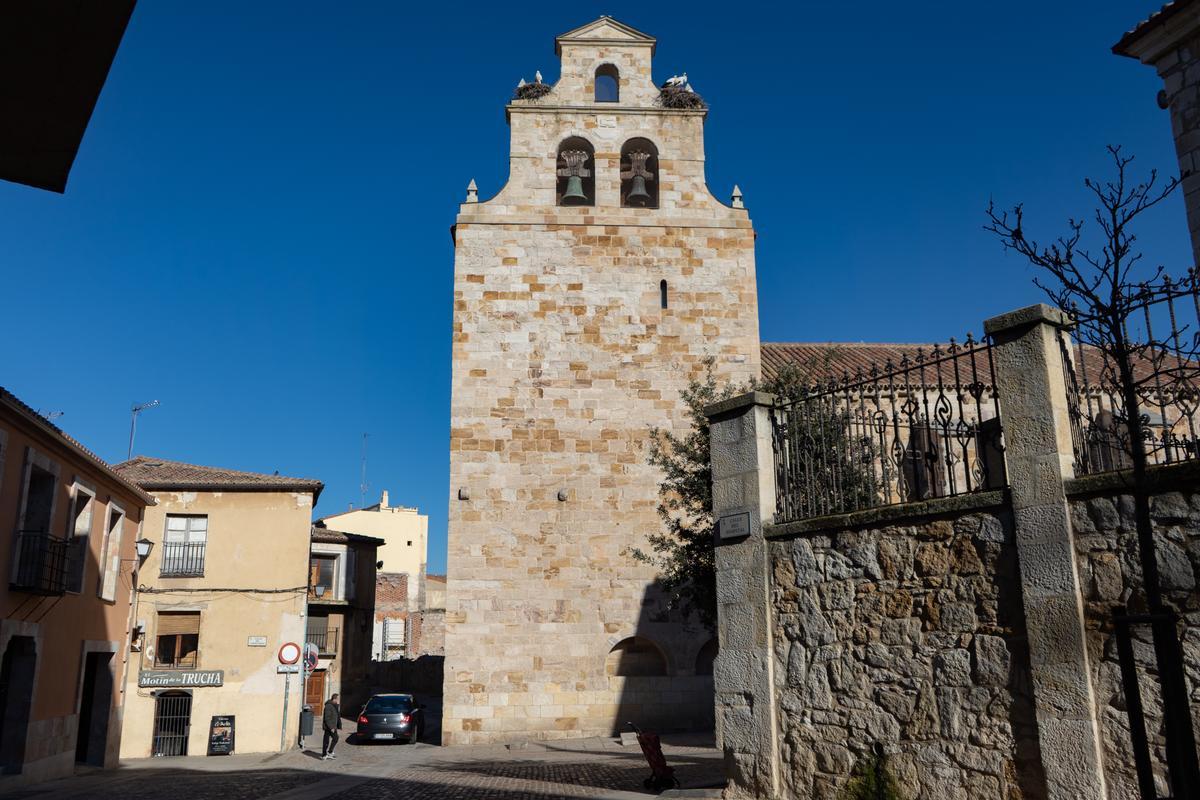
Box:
[207,715,235,756]
[278,642,300,752]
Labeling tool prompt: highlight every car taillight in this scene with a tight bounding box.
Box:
[358,715,369,724]
[398,713,410,724]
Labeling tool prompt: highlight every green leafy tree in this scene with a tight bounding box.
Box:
[632,354,878,629]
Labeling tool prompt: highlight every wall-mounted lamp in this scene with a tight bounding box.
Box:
[135,538,154,560]
[314,585,327,598]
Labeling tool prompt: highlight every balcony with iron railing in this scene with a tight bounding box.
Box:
[11,530,72,595]
[160,541,206,577]
[306,627,339,655]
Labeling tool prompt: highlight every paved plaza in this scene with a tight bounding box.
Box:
[0,731,724,800]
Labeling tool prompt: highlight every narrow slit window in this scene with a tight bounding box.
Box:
[660,280,669,309]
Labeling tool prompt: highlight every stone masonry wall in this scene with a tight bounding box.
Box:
[769,509,1048,799]
[1071,481,1200,799]
[443,19,759,744]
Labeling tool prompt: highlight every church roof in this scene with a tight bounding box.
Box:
[555,16,656,56]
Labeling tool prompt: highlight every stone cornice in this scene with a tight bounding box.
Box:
[1113,2,1200,64]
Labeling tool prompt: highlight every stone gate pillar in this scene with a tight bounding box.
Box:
[984,304,1108,799]
[705,391,780,799]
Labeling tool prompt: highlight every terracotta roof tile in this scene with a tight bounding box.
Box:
[114,455,323,501]
[762,341,1158,391]
[310,526,385,546]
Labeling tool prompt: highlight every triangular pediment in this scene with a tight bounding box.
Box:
[555,16,656,54]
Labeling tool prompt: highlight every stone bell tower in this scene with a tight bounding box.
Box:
[443,16,760,744]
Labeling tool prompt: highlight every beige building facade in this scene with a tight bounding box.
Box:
[113,457,322,758]
[0,388,152,787]
[443,17,760,744]
[319,491,427,606]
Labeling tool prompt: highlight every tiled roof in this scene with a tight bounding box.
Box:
[426,574,446,583]
[0,386,154,505]
[310,525,385,546]
[1113,1,1192,56]
[761,342,997,387]
[114,455,323,500]
[762,341,1157,390]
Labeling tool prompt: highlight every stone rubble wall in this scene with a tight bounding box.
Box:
[768,510,1048,799]
[1071,486,1200,799]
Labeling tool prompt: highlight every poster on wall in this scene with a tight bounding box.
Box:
[207,715,235,755]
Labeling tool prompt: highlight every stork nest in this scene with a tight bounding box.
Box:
[658,86,707,109]
[513,82,552,101]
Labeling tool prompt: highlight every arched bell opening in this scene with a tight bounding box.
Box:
[595,64,619,103]
[620,138,659,209]
[556,136,595,207]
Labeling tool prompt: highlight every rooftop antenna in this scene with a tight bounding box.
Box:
[37,410,65,422]
[128,400,160,460]
[360,432,370,510]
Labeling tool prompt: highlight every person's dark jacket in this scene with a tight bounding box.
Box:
[322,699,341,731]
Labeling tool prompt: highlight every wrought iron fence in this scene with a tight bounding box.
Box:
[771,335,1006,525]
[1057,271,1200,477]
[160,541,206,577]
[12,530,72,594]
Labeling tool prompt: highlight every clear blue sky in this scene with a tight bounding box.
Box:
[0,2,1185,573]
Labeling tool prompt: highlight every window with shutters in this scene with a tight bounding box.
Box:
[310,554,337,600]
[65,482,95,593]
[97,502,125,601]
[155,612,200,669]
[162,515,207,577]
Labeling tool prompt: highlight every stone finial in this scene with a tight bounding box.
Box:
[731,184,744,208]
[466,179,478,204]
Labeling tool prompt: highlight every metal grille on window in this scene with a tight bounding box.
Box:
[151,692,191,757]
[162,516,207,577]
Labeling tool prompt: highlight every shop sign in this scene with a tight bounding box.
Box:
[139,669,224,688]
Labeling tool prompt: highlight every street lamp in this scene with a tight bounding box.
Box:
[135,538,154,560]
[127,400,160,460]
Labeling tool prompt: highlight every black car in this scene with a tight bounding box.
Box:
[355,693,424,744]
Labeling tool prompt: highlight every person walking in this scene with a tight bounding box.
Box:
[321,693,342,760]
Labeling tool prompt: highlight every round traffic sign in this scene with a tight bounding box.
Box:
[302,642,319,672]
[278,642,301,665]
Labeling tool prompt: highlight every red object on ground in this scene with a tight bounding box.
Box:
[628,723,679,793]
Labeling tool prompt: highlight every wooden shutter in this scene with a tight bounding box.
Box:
[157,612,200,636]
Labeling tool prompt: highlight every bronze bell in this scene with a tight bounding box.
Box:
[562,175,588,204]
[626,175,651,205]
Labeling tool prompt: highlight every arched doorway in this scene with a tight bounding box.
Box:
[0,636,36,774]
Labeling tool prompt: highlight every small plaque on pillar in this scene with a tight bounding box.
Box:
[718,512,751,541]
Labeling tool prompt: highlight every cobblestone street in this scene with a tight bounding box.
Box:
[0,734,724,800]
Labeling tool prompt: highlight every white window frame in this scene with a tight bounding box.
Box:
[64,479,96,594]
[162,514,208,576]
[97,501,126,602]
[16,446,61,533]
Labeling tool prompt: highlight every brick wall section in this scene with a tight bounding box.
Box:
[375,572,409,618]
[768,511,1047,798]
[1071,485,1200,799]
[444,19,760,744]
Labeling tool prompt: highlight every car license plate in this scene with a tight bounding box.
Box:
[372,733,393,739]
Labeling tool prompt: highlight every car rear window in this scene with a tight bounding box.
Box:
[365,696,413,713]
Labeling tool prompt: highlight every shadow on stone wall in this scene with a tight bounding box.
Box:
[608,581,716,738]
